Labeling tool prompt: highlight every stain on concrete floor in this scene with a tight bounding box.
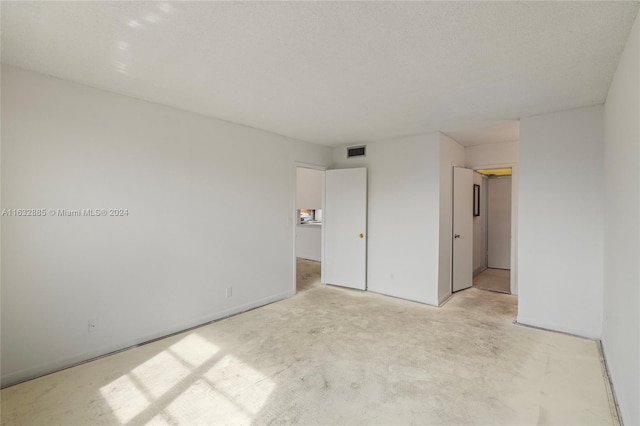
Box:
[473,268,511,294]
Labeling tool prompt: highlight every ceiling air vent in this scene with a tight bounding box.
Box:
[347,145,366,158]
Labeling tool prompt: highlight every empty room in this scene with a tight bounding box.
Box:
[1,1,639,425]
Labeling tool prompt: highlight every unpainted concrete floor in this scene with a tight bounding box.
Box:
[473,268,511,294]
[1,259,618,425]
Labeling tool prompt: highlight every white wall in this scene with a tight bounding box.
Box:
[438,134,465,304]
[332,134,441,305]
[518,105,604,338]
[293,142,333,172]
[0,65,333,386]
[296,167,323,210]
[472,172,486,275]
[487,177,512,269]
[602,13,640,426]
[295,225,322,261]
[465,141,519,168]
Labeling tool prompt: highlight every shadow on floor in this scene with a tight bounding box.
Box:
[296,258,321,293]
[473,268,510,294]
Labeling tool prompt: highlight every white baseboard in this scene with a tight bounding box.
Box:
[516,316,601,340]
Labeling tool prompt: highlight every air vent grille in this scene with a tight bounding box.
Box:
[347,145,366,158]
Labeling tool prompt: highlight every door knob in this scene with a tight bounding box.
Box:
[454,234,461,239]
[359,233,364,238]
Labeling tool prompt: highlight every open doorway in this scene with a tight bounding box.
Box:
[451,164,517,296]
[294,165,368,294]
[295,166,324,293]
[473,167,512,294]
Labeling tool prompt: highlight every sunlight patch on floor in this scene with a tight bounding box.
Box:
[168,333,220,368]
[98,333,274,425]
[99,374,151,424]
[163,355,276,424]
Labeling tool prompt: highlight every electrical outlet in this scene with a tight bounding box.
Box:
[88,319,98,333]
[226,287,233,298]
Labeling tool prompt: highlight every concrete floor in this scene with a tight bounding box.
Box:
[1,259,618,425]
[473,268,511,294]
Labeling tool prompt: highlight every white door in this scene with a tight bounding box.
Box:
[488,177,512,269]
[452,167,473,292]
[323,168,367,290]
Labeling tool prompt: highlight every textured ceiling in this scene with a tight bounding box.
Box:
[2,1,638,146]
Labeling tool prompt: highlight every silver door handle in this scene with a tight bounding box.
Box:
[454,234,461,238]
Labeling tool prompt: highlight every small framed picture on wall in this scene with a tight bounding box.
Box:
[473,184,480,217]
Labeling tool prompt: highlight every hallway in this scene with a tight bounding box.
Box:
[473,268,511,294]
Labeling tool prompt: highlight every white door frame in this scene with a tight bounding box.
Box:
[292,162,327,294]
[471,162,519,295]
